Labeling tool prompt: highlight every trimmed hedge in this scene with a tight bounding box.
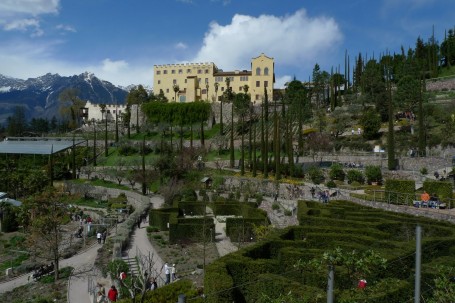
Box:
[423,180,453,203]
[169,217,215,244]
[385,179,415,205]
[149,208,178,231]
[205,199,455,302]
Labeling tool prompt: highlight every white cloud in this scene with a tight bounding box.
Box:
[4,18,39,31]
[275,75,293,89]
[3,18,44,37]
[193,10,342,72]
[175,42,188,50]
[0,39,153,87]
[56,24,76,33]
[210,0,231,6]
[0,0,59,17]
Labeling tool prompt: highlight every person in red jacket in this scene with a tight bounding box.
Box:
[107,285,118,302]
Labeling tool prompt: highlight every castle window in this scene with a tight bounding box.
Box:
[198,69,202,74]
[163,70,168,74]
[166,88,169,93]
[264,67,269,76]
[173,79,177,84]
[171,70,175,74]
[256,81,260,87]
[255,94,260,100]
[205,69,209,74]
[178,69,183,74]
[156,71,161,75]
[256,67,261,75]
[157,80,161,84]
[264,81,268,87]
[187,69,191,73]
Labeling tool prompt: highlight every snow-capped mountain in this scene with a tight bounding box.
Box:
[0,72,128,124]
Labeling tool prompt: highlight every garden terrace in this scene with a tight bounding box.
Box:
[203,200,455,303]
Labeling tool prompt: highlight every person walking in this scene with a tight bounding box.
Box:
[107,285,118,302]
[171,264,177,282]
[97,290,106,303]
[164,263,170,285]
[102,231,107,244]
[97,231,102,244]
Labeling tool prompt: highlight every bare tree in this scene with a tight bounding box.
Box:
[108,251,161,303]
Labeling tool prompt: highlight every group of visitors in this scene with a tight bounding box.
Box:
[163,262,177,285]
[318,190,330,204]
[96,230,107,244]
[96,284,118,303]
[419,191,442,208]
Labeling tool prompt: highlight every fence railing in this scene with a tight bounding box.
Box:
[349,189,454,222]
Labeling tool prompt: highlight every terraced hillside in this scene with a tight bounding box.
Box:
[204,200,455,303]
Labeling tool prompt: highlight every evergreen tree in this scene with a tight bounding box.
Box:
[6,106,27,136]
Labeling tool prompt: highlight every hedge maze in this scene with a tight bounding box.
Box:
[204,200,455,303]
[148,197,269,245]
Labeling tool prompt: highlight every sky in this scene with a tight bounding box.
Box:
[1,0,454,89]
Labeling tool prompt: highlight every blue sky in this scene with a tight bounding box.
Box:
[1,0,454,89]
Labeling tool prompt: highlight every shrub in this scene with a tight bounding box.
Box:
[347,170,365,184]
[146,226,160,233]
[181,188,197,202]
[329,163,345,181]
[326,180,337,188]
[118,145,138,156]
[272,203,280,210]
[308,166,325,184]
[365,165,382,184]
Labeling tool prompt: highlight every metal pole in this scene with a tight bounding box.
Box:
[105,114,108,157]
[93,120,97,166]
[178,294,186,303]
[327,265,334,303]
[415,225,421,303]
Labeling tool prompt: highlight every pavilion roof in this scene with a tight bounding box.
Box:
[0,137,86,155]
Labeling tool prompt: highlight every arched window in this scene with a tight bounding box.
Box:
[264,67,269,76]
[256,67,261,75]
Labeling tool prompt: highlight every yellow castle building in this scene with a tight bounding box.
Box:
[153,53,274,103]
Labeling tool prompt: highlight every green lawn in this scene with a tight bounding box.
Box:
[72,178,129,190]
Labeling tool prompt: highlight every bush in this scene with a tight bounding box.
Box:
[146,226,160,233]
[118,145,138,156]
[308,166,325,184]
[326,180,337,188]
[272,203,280,210]
[329,163,345,181]
[365,165,382,184]
[347,170,365,184]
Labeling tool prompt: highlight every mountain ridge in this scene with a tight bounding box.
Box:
[0,72,129,124]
